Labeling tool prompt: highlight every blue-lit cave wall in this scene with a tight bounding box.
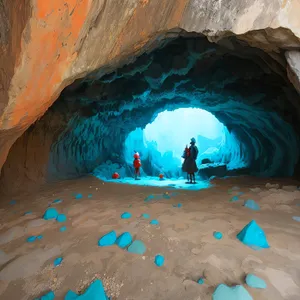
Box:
[2,36,300,193]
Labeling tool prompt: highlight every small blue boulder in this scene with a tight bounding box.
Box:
[144,194,155,202]
[9,200,16,205]
[121,212,132,219]
[37,235,43,240]
[60,226,67,232]
[142,213,150,219]
[197,278,204,285]
[75,193,83,200]
[43,208,59,220]
[237,220,270,250]
[154,254,164,267]
[292,216,300,222]
[213,284,253,300]
[36,290,55,300]
[27,236,37,243]
[150,219,159,225]
[213,231,223,240]
[88,194,92,198]
[98,231,117,247]
[177,203,182,208]
[56,214,67,223]
[54,257,63,267]
[65,279,108,300]
[24,211,32,215]
[127,240,146,255]
[230,196,239,202]
[246,274,267,289]
[244,200,260,211]
[116,232,132,248]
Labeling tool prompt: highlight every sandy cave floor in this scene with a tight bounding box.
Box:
[0,176,300,300]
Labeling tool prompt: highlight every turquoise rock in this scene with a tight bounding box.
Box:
[75,193,83,200]
[43,208,59,220]
[116,232,132,248]
[121,212,132,219]
[230,196,239,202]
[24,211,32,215]
[197,278,204,285]
[56,214,67,223]
[88,194,93,198]
[98,231,117,246]
[154,254,164,267]
[27,236,37,243]
[246,274,267,289]
[292,216,300,222]
[177,203,182,208]
[10,200,16,205]
[142,213,150,219]
[53,199,62,204]
[244,200,260,211]
[213,284,253,300]
[237,220,270,250]
[64,279,108,300]
[36,290,55,300]
[144,194,155,202]
[37,235,43,240]
[127,240,146,255]
[213,231,223,240]
[60,226,67,232]
[150,219,159,225]
[54,257,63,267]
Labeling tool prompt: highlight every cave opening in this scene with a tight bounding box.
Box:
[1,35,300,195]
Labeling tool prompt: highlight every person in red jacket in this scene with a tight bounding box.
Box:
[133,152,142,180]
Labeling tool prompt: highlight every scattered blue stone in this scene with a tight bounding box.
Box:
[116,232,132,248]
[292,216,300,222]
[56,214,67,223]
[27,236,37,243]
[163,193,171,199]
[60,226,67,232]
[65,279,108,300]
[213,284,253,300]
[36,290,55,300]
[237,220,270,250]
[98,231,117,246]
[37,235,43,240]
[246,274,267,289]
[197,278,204,285]
[213,231,223,240]
[237,192,244,196]
[230,196,239,202]
[177,203,182,208]
[150,219,159,225]
[75,193,83,200]
[10,200,16,205]
[53,257,63,267]
[244,200,260,211]
[121,212,132,219]
[154,254,165,267]
[144,194,155,202]
[24,211,32,215]
[142,213,150,219]
[43,208,59,220]
[52,199,62,204]
[127,240,146,255]
[88,194,92,199]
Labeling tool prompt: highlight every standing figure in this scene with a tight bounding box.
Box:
[133,152,142,180]
[182,138,199,184]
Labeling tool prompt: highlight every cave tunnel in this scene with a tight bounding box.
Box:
[2,26,300,299]
[1,35,300,195]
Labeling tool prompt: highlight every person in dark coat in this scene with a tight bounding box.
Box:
[182,138,199,183]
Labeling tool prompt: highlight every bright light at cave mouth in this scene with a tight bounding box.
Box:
[93,107,227,190]
[144,108,225,158]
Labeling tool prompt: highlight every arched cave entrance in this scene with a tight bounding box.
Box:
[1,35,300,194]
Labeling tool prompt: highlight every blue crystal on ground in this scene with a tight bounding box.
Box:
[98,231,117,246]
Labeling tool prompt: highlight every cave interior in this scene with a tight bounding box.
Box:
[1,34,300,195]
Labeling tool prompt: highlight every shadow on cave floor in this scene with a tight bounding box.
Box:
[1,176,300,299]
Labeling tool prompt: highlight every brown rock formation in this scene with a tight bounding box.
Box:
[1,0,300,194]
